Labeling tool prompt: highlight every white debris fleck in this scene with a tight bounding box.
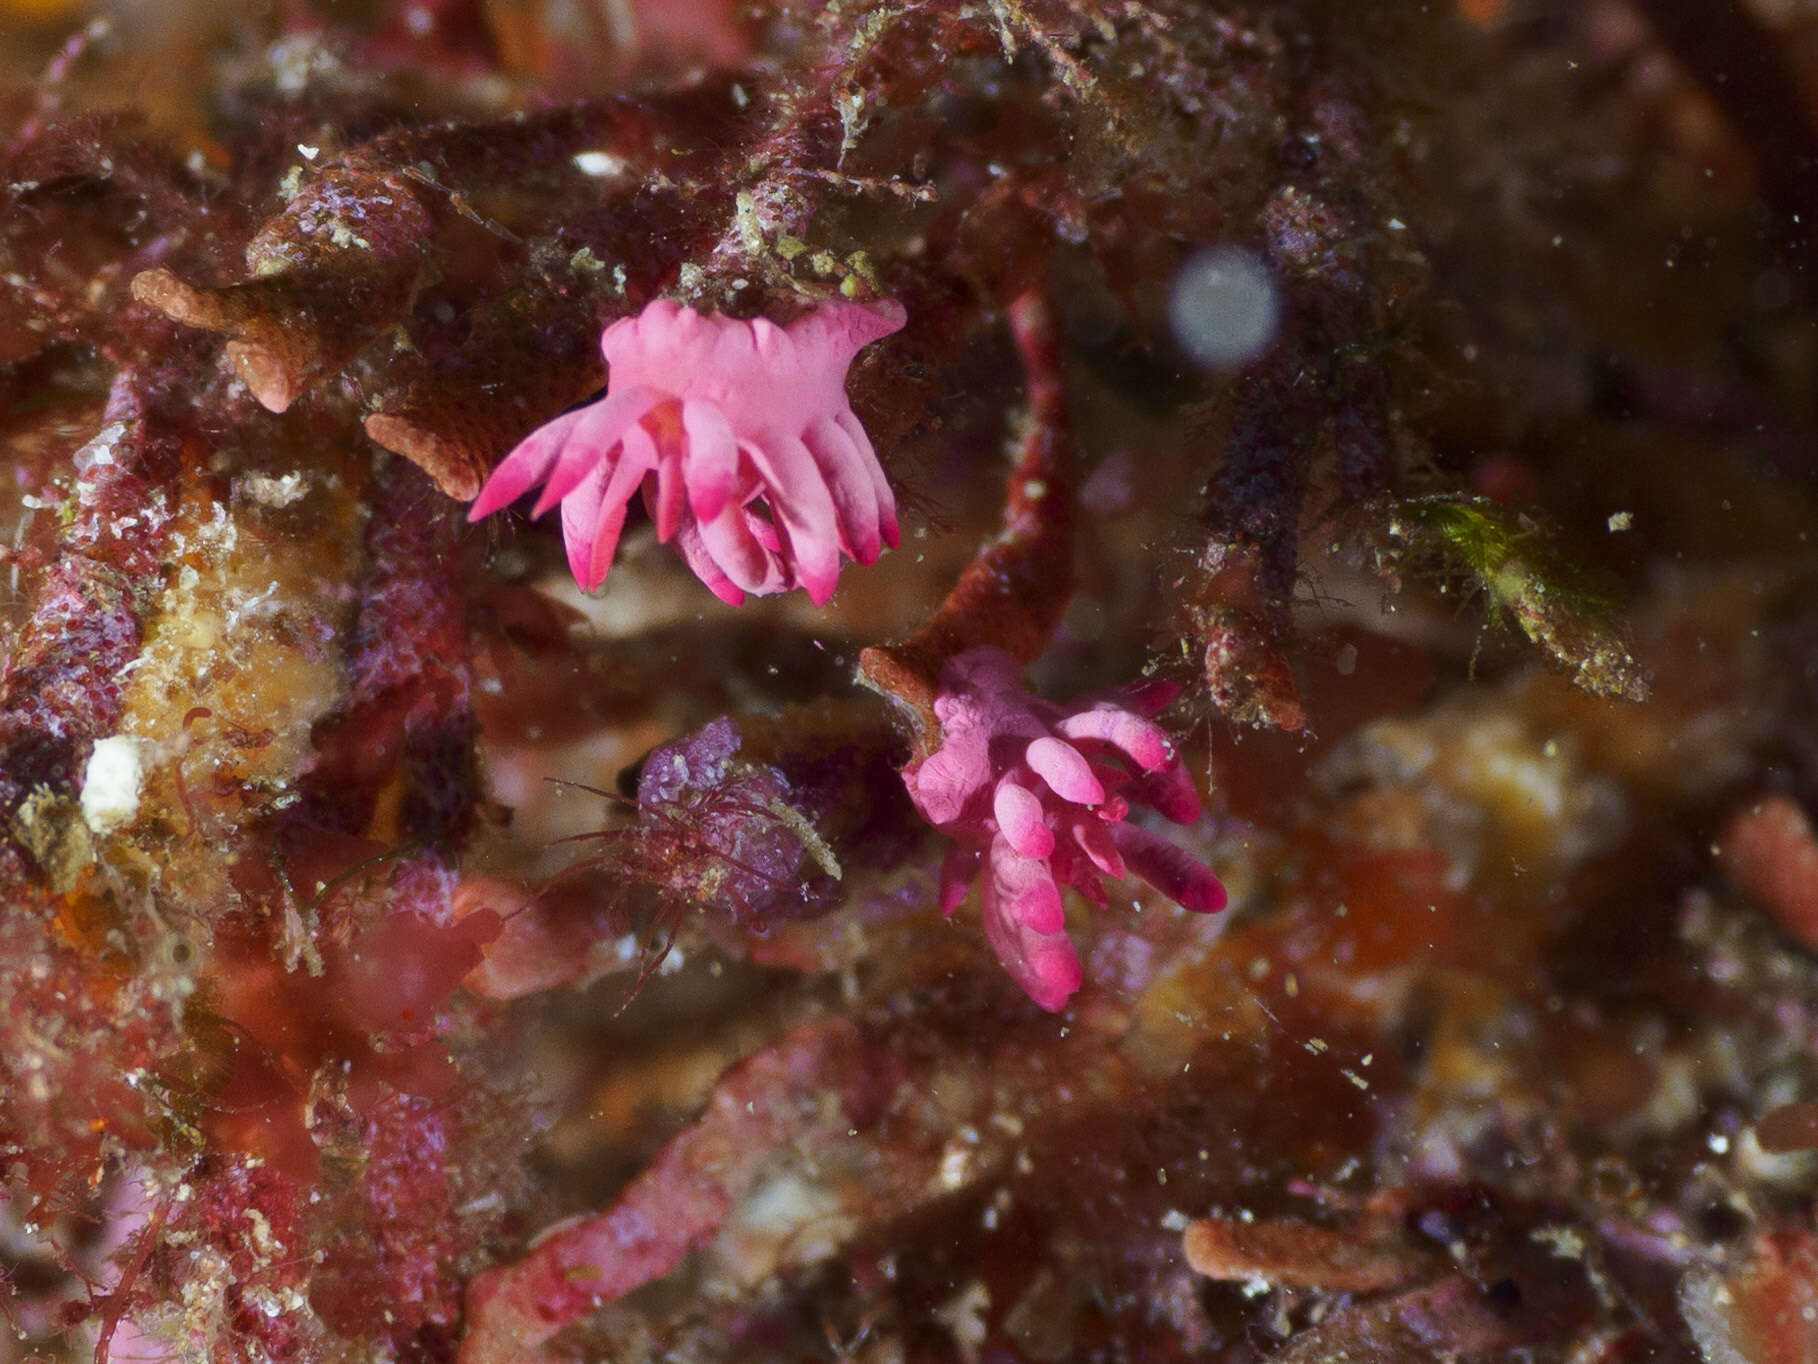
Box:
[267,34,343,95]
[713,1172,852,1284]
[81,736,145,834]
[72,422,128,476]
[937,1140,974,1190]
[572,150,628,178]
[242,472,311,508]
[935,1281,991,1364]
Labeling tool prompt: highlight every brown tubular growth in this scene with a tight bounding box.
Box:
[858,289,1074,753]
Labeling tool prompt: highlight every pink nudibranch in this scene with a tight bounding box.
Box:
[903,648,1227,1012]
[469,298,906,605]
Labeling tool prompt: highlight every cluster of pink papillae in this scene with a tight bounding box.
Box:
[904,648,1228,1011]
[467,298,906,604]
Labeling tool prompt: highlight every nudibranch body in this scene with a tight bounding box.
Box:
[469,298,905,605]
[903,647,1227,1011]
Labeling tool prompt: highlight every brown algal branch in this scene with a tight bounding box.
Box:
[343,94,710,194]
[1634,0,1818,285]
[857,289,1073,752]
[1202,355,1315,609]
[361,272,612,500]
[1183,1211,1427,1294]
[132,165,435,414]
[1182,57,1416,733]
[1185,351,1316,733]
[131,91,745,440]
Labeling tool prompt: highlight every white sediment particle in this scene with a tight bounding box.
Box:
[81,736,145,834]
[242,472,311,508]
[572,150,628,177]
[72,422,127,473]
[936,1281,991,1364]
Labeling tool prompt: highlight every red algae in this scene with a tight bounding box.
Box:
[4,1,1818,1361]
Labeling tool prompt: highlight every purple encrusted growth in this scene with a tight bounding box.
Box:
[634,716,825,923]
